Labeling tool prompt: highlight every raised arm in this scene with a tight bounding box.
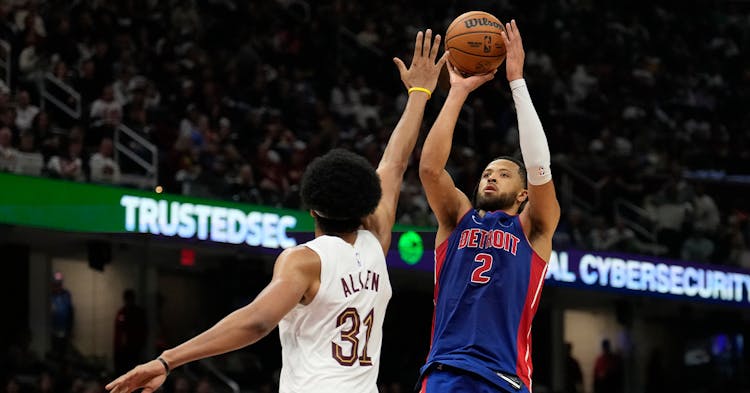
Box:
[419,63,495,244]
[363,29,447,252]
[106,247,319,393]
[503,20,561,260]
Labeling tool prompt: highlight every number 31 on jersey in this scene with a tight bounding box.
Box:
[332,307,374,366]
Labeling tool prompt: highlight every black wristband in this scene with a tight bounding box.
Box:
[157,357,170,375]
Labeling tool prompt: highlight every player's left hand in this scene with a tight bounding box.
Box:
[446,60,496,95]
[501,19,525,81]
[106,359,167,393]
[393,29,449,93]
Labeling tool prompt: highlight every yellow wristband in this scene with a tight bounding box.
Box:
[408,87,432,99]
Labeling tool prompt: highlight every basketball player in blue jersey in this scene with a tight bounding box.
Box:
[417,20,560,393]
[105,30,448,393]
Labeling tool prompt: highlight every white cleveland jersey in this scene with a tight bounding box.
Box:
[278,230,392,393]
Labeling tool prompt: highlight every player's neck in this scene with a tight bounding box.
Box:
[477,207,519,217]
[314,228,358,245]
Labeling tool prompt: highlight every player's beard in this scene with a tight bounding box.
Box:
[476,191,518,212]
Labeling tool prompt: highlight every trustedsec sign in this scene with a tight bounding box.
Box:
[546,250,750,305]
[0,173,309,251]
[120,195,297,248]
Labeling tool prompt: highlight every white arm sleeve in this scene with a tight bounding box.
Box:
[510,78,552,185]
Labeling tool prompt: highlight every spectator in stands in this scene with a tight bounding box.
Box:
[726,212,750,267]
[75,59,103,107]
[0,126,17,171]
[396,169,433,226]
[48,60,80,124]
[18,32,43,83]
[91,40,114,88]
[47,16,78,64]
[15,1,46,38]
[47,138,85,181]
[215,117,237,151]
[645,181,693,258]
[114,289,147,375]
[178,104,203,147]
[0,106,17,136]
[90,85,123,128]
[681,227,715,263]
[286,141,308,186]
[13,131,43,176]
[691,184,720,233]
[14,90,39,132]
[171,0,201,37]
[600,217,640,253]
[0,84,10,109]
[30,111,59,160]
[329,76,357,120]
[353,90,381,129]
[143,81,161,110]
[256,148,289,206]
[123,92,150,136]
[112,66,135,107]
[89,137,120,184]
[227,163,262,204]
[588,215,610,251]
[172,135,200,195]
[554,207,591,250]
[193,143,228,198]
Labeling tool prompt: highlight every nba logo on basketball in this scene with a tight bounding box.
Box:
[483,36,491,53]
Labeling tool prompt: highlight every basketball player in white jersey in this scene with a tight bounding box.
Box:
[106,29,448,393]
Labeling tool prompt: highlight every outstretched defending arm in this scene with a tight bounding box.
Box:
[364,29,447,253]
[106,247,319,393]
[503,20,560,260]
[419,63,495,245]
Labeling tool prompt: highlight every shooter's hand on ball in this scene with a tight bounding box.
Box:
[501,19,525,81]
[446,60,496,96]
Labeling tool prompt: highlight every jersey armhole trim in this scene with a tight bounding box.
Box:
[436,208,475,251]
[515,216,549,264]
[300,244,325,308]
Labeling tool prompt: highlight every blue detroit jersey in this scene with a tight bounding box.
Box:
[419,209,548,392]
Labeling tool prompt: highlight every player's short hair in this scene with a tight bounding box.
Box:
[300,148,382,233]
[471,155,528,210]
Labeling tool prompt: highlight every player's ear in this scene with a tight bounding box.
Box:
[517,189,528,203]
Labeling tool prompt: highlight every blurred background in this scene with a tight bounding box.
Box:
[0,0,749,392]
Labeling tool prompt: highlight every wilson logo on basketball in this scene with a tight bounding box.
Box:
[464,17,503,30]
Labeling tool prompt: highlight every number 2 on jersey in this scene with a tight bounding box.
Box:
[332,307,374,366]
[471,253,493,284]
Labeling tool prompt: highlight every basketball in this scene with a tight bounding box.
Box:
[445,11,507,75]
